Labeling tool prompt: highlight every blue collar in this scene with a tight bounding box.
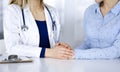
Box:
[95,1,120,16]
[111,1,120,16]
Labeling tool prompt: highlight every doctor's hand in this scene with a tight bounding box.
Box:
[55,42,72,50]
[45,46,74,60]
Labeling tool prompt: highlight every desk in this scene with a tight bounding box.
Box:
[0,58,120,72]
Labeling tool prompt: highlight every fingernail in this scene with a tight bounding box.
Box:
[58,43,61,46]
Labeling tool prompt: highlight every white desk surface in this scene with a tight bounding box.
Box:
[0,57,120,72]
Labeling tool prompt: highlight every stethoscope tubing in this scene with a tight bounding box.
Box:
[21,5,56,32]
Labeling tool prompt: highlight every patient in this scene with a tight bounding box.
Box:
[74,0,120,59]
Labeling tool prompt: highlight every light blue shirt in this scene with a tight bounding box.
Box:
[75,1,120,59]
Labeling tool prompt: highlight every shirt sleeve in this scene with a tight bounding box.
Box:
[74,23,120,59]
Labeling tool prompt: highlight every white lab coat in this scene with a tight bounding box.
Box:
[3,4,60,57]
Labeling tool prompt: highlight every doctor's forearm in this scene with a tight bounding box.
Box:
[45,48,52,58]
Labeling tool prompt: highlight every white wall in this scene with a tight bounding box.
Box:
[74,0,95,47]
[0,0,8,54]
[0,0,8,39]
[0,0,3,39]
[0,0,3,32]
[60,0,95,48]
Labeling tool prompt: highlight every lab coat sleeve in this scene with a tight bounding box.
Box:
[3,5,41,57]
[52,8,61,43]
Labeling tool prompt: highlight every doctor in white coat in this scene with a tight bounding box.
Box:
[4,0,74,59]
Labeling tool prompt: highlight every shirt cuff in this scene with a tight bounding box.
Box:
[40,48,46,58]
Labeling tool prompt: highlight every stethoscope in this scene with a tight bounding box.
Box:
[21,5,56,32]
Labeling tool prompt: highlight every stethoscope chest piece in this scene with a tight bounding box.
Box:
[21,25,29,31]
[52,21,56,31]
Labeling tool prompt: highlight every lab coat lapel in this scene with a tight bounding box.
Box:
[24,6,40,46]
[44,6,55,48]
